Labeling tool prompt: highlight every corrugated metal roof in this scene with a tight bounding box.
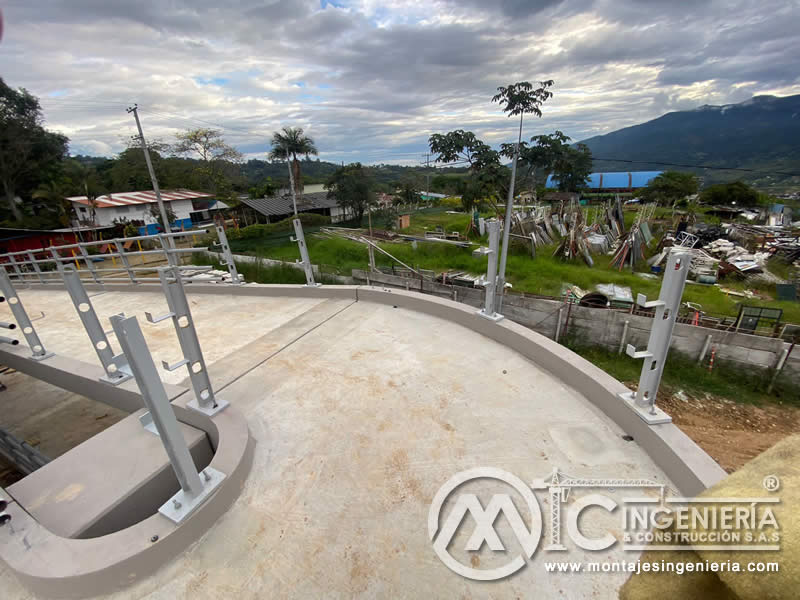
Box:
[546,171,662,190]
[241,192,338,217]
[66,189,213,209]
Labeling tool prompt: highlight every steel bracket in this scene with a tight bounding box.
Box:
[158,467,226,524]
[625,344,653,360]
[617,391,672,425]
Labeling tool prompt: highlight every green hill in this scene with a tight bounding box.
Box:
[579,95,800,190]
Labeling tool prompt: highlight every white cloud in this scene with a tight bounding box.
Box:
[0,0,798,164]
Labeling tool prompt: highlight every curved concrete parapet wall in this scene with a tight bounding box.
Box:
[30,279,725,495]
[138,280,724,496]
[3,280,725,597]
[0,388,254,598]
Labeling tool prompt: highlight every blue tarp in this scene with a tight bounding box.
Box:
[546,171,662,190]
[137,218,194,236]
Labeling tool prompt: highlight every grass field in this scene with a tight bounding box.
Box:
[567,341,800,406]
[228,217,800,323]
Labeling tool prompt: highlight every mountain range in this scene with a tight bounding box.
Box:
[579,94,800,189]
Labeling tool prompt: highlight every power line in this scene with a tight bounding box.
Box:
[591,157,800,178]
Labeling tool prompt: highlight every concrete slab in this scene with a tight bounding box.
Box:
[0,290,690,599]
[0,289,330,385]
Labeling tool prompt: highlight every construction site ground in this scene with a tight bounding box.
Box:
[654,383,800,473]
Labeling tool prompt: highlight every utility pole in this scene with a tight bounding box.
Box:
[495,112,524,311]
[422,153,432,197]
[127,105,173,245]
[285,145,298,216]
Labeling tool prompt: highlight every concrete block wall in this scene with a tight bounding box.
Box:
[352,269,800,377]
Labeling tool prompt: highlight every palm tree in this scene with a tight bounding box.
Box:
[32,181,70,226]
[268,127,318,203]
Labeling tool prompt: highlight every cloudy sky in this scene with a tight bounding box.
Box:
[2,0,799,164]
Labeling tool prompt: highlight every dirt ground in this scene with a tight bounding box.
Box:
[629,382,800,473]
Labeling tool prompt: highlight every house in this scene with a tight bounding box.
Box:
[240,191,353,223]
[66,189,226,235]
[767,204,793,227]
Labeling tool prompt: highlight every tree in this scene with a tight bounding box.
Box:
[639,171,699,205]
[268,127,318,199]
[699,181,761,206]
[428,130,504,211]
[248,178,278,199]
[395,181,420,206]
[0,78,69,221]
[550,143,593,192]
[506,130,571,192]
[148,203,177,231]
[491,80,555,292]
[507,130,592,194]
[172,128,243,194]
[32,180,73,227]
[325,162,375,223]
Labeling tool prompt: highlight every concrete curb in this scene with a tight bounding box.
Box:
[0,351,254,599]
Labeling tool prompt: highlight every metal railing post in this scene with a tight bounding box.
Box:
[77,242,102,284]
[48,247,65,276]
[475,218,503,322]
[0,269,53,360]
[113,239,138,283]
[61,266,133,384]
[26,251,45,284]
[160,234,178,267]
[145,266,229,416]
[6,254,26,286]
[109,313,224,524]
[618,252,691,424]
[213,222,241,284]
[292,218,321,287]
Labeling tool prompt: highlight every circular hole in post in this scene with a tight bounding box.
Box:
[23,327,32,334]
[8,297,18,305]
[33,345,43,353]
[96,340,108,351]
[177,316,190,328]
[200,389,210,401]
[107,364,118,373]
[191,362,202,374]
[78,302,90,313]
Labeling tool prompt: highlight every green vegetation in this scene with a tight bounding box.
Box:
[228,212,800,323]
[700,181,763,206]
[191,252,341,285]
[639,171,699,204]
[567,342,800,406]
[324,162,375,222]
[268,126,318,199]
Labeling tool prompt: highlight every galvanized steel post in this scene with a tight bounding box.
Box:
[0,270,53,361]
[213,222,241,284]
[109,313,224,524]
[61,266,132,384]
[292,218,321,287]
[476,218,503,322]
[145,266,229,416]
[618,252,690,424]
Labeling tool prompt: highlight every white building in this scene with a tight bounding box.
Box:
[66,189,225,234]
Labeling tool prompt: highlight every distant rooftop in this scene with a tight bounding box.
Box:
[546,171,663,190]
[66,189,213,209]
